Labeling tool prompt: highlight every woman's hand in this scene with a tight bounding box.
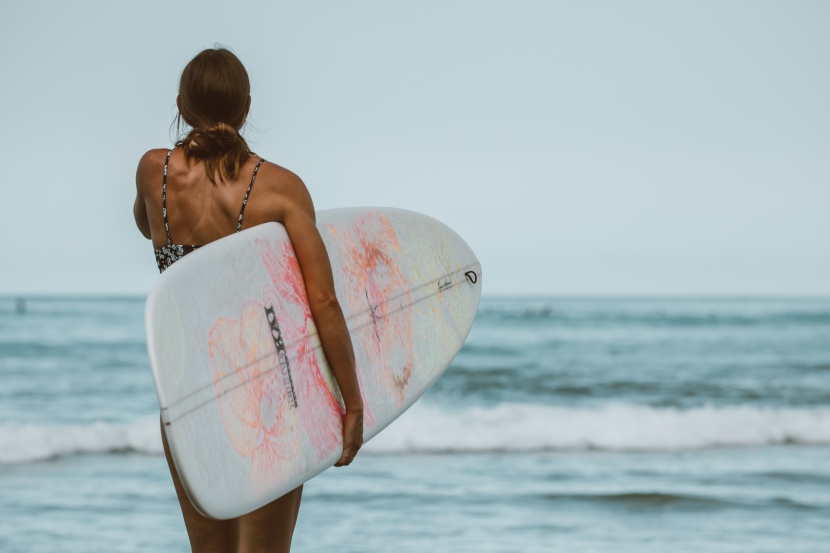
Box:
[334,408,364,467]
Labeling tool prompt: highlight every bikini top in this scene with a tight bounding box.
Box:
[154,149,266,273]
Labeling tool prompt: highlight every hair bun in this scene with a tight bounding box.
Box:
[185,122,240,152]
[179,120,249,183]
[205,121,238,138]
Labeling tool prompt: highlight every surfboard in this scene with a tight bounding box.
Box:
[145,207,481,519]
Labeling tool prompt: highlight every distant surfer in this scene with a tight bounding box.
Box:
[133,47,364,553]
[15,298,25,314]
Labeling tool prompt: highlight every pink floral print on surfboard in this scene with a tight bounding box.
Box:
[328,211,414,407]
[208,238,374,490]
[258,237,375,440]
[207,296,302,489]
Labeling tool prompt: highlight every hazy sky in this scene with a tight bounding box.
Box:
[1,1,828,295]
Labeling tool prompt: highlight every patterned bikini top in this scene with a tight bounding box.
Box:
[154,149,266,273]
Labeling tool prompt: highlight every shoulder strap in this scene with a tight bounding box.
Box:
[162,149,173,245]
[237,158,266,232]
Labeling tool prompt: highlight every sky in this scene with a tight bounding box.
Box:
[0,1,828,296]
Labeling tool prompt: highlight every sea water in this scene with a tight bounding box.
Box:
[1,296,829,552]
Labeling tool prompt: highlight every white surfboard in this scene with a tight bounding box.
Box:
[145,207,481,519]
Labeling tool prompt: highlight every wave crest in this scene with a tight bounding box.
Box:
[366,402,830,453]
[3,403,830,464]
[0,418,163,464]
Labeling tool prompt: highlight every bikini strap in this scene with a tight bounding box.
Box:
[237,158,266,232]
[162,149,173,245]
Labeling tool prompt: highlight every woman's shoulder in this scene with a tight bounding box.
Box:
[256,159,309,197]
[135,148,172,191]
[138,147,171,169]
[254,159,315,218]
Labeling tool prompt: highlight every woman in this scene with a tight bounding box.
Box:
[133,47,364,553]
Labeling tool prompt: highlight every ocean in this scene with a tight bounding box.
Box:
[1,295,829,552]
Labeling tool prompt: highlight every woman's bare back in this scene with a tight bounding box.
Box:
[136,147,298,250]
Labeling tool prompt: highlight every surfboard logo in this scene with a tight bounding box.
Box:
[264,305,298,409]
[257,237,370,462]
[438,276,453,292]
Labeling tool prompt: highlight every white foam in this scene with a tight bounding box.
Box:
[3,403,830,464]
[364,402,830,453]
[0,417,163,464]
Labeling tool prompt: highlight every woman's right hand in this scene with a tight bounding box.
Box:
[334,408,364,467]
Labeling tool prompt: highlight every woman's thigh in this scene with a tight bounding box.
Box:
[160,417,237,553]
[237,484,304,553]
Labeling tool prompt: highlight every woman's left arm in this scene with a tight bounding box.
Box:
[134,152,153,239]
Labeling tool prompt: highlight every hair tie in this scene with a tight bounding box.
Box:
[206,122,238,136]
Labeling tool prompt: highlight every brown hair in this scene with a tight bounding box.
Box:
[176,48,251,183]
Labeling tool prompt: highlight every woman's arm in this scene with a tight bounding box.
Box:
[276,171,364,466]
[133,151,155,240]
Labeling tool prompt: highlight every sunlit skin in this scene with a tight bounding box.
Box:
[134,109,364,553]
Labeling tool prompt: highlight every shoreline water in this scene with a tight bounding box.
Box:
[2,446,829,553]
[1,295,828,551]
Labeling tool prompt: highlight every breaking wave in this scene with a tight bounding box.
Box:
[3,402,830,464]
